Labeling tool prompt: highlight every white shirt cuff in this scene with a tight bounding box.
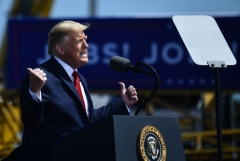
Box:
[125,104,130,113]
[29,88,42,102]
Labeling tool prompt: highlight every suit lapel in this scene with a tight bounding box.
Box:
[50,57,85,108]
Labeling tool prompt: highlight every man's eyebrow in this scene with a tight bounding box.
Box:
[77,35,87,39]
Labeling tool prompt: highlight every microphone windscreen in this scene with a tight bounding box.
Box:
[109,56,131,72]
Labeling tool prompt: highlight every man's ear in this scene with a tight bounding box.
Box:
[55,44,64,54]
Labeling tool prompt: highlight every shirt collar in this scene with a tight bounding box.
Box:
[54,56,77,81]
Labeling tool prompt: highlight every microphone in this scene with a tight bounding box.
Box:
[109,56,134,73]
[109,56,154,76]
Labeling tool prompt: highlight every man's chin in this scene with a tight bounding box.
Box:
[80,58,89,65]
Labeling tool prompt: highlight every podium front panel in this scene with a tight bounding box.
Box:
[50,116,185,161]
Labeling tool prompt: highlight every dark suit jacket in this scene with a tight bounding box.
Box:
[7,57,129,160]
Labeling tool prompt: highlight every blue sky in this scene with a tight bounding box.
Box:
[50,0,240,18]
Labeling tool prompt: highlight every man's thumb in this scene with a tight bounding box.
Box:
[26,68,32,72]
[118,82,126,90]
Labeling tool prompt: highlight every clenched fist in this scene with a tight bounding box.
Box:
[27,68,47,95]
[118,82,138,107]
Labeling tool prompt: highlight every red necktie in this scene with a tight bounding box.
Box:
[72,71,86,112]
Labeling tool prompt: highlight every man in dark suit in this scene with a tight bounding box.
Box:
[3,20,138,161]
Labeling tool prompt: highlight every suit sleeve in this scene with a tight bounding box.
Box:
[92,97,130,121]
[20,75,47,130]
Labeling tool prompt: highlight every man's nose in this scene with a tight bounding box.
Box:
[83,40,88,48]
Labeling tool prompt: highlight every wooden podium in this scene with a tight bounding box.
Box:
[50,116,185,161]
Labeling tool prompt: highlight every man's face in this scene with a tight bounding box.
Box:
[61,30,88,69]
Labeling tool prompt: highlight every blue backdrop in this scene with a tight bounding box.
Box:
[6,17,240,90]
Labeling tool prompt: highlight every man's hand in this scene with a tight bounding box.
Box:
[118,82,138,107]
[27,68,47,96]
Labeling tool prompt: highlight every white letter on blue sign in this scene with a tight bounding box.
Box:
[143,42,158,65]
[122,42,130,59]
[36,44,50,65]
[162,42,183,65]
[87,43,99,65]
[102,42,118,65]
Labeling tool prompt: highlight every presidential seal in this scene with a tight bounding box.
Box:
[138,125,166,161]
